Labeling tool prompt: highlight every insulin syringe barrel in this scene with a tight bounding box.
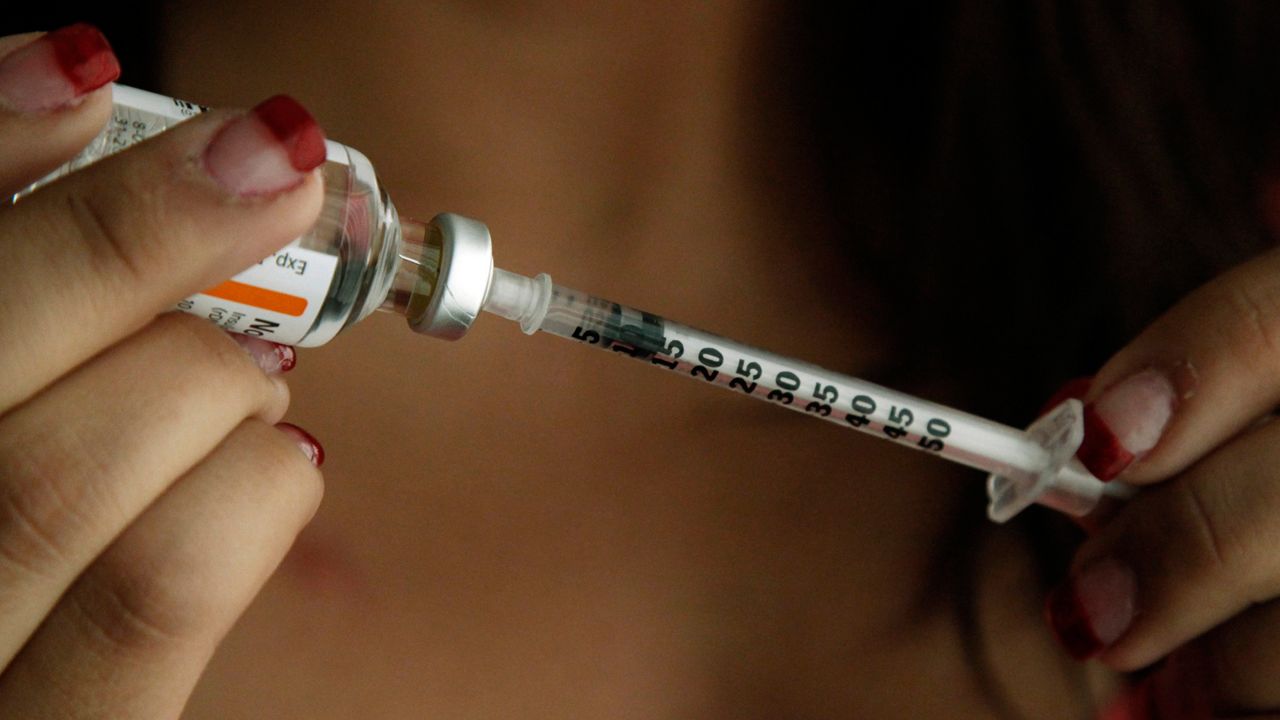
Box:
[483,270,1043,477]
[20,84,481,347]
[480,270,1122,522]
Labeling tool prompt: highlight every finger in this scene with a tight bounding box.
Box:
[1102,609,1280,720]
[0,313,289,671]
[0,25,119,197]
[1056,245,1280,484]
[0,93,326,411]
[0,419,322,719]
[1044,418,1280,670]
[1097,652,1214,720]
[1195,598,1280,716]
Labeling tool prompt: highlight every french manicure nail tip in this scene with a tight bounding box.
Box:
[203,95,325,197]
[1078,369,1176,480]
[1096,371,1175,452]
[0,23,121,112]
[1046,559,1136,660]
[228,333,296,374]
[252,94,327,171]
[276,423,325,467]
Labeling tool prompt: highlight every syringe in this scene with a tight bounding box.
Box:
[482,267,1134,523]
[15,81,1135,518]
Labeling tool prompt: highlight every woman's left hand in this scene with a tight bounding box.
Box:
[1043,245,1280,718]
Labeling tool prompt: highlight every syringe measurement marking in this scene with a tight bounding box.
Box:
[503,279,1105,517]
[568,323,954,453]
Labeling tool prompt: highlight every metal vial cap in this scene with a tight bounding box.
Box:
[407,213,494,340]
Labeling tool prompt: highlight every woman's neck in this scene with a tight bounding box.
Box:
[161,4,1113,717]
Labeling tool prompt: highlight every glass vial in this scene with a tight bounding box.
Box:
[18,85,494,347]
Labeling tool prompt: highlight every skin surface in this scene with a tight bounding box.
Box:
[1,4,1269,716]
[154,4,1099,718]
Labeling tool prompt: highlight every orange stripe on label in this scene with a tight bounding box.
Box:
[200,280,308,317]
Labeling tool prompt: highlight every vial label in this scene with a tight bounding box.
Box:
[16,85,209,191]
[23,85,348,346]
[180,244,339,344]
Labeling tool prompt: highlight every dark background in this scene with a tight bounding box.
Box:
[3,6,160,87]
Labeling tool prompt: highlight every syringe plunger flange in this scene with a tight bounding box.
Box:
[985,399,1131,522]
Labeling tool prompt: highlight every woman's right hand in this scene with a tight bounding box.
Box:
[0,25,327,717]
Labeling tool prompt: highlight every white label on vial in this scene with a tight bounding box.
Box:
[22,86,357,346]
[177,243,338,345]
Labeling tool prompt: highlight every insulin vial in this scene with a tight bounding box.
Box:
[19,85,494,347]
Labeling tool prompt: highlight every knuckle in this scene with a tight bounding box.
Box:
[1168,479,1249,588]
[64,166,170,287]
[62,423,324,660]
[0,429,121,582]
[0,478,71,581]
[1220,279,1280,370]
[70,552,222,657]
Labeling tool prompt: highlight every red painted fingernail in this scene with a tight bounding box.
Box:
[228,333,296,374]
[276,423,324,467]
[252,95,327,171]
[1077,369,1176,481]
[1038,376,1094,417]
[1045,558,1136,660]
[203,95,326,196]
[0,23,121,113]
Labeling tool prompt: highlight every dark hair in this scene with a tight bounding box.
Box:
[755,2,1280,716]
[777,1,1280,415]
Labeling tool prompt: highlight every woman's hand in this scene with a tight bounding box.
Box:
[0,25,326,717]
[1043,234,1280,717]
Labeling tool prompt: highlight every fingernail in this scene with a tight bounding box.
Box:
[276,423,324,467]
[203,95,326,197]
[0,23,121,113]
[228,333,296,374]
[1077,369,1177,481]
[1038,376,1094,417]
[1045,558,1137,660]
